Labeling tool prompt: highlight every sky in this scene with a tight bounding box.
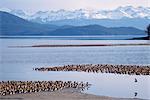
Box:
[0,0,149,12]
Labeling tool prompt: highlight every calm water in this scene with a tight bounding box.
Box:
[0,38,150,99]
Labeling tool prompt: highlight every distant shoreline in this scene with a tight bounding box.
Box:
[132,36,150,40]
[9,43,150,48]
[0,35,147,40]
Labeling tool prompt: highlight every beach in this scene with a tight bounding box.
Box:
[0,88,145,100]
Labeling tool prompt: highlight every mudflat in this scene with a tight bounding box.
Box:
[0,88,145,100]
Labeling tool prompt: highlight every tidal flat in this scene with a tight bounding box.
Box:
[0,39,150,99]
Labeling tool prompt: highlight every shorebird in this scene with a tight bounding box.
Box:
[134,92,138,97]
[135,78,138,82]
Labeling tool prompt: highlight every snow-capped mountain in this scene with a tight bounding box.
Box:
[1,6,150,23]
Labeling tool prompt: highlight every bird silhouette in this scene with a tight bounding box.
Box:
[134,92,138,97]
[135,78,137,82]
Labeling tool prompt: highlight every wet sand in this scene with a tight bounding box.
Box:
[0,88,145,100]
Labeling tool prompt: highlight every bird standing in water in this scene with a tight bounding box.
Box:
[134,78,138,98]
[134,92,138,97]
[135,78,137,82]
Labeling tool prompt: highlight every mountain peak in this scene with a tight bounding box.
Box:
[1,6,149,22]
[0,11,146,37]
[0,6,149,30]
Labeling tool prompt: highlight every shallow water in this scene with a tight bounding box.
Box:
[0,35,146,40]
[0,38,150,99]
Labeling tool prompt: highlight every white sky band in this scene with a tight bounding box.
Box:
[0,0,149,12]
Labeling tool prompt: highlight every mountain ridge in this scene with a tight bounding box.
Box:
[1,6,149,21]
[0,11,146,36]
[0,11,58,36]
[1,6,149,30]
[48,18,149,30]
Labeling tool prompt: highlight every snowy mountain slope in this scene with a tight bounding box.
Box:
[1,6,150,23]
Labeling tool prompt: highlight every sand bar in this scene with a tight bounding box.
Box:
[9,43,150,48]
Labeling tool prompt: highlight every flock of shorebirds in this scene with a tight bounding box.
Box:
[1,64,149,96]
[0,81,90,96]
[34,64,150,75]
